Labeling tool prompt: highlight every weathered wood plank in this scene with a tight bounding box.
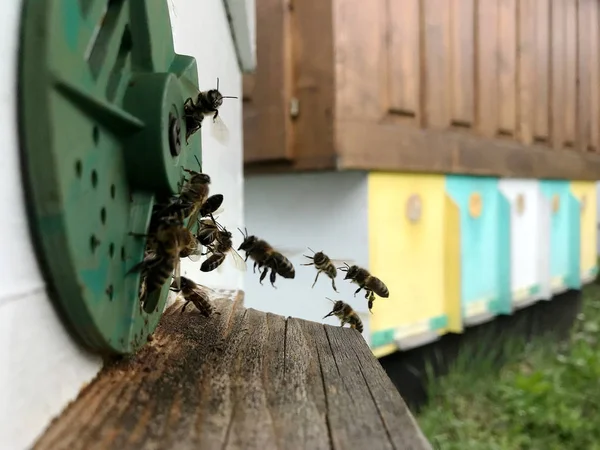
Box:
[35,295,431,450]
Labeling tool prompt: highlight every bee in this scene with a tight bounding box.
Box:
[154,163,211,228]
[200,225,247,273]
[323,298,363,333]
[301,247,344,292]
[128,215,185,296]
[183,77,237,145]
[171,276,220,317]
[338,263,389,312]
[237,228,295,288]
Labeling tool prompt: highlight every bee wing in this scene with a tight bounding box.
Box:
[210,115,230,146]
[228,249,248,272]
[210,206,225,217]
[272,246,305,259]
[187,248,203,262]
[329,258,357,266]
[185,206,201,231]
[172,258,181,290]
[180,76,200,98]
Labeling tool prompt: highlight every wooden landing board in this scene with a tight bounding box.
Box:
[35,294,432,450]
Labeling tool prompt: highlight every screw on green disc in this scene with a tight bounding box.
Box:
[18,0,203,354]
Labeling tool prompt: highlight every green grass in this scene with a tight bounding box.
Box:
[418,284,600,450]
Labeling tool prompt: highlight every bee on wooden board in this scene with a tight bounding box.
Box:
[237,228,296,288]
[301,247,353,293]
[323,298,364,333]
[171,276,220,318]
[200,223,247,273]
[182,77,237,145]
[128,214,186,298]
[338,263,389,313]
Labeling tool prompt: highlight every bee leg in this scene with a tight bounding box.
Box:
[253,260,259,274]
[364,290,371,299]
[311,270,322,289]
[354,286,363,297]
[269,269,278,289]
[180,301,191,313]
[184,97,194,108]
[213,110,219,122]
[331,278,338,293]
[259,267,269,285]
[301,262,314,266]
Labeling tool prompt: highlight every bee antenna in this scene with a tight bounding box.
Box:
[325,297,335,304]
[216,77,219,91]
[307,247,315,254]
[237,227,247,239]
[221,96,238,99]
[194,155,201,169]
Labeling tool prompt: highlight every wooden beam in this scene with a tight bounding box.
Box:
[336,121,600,180]
[34,296,432,450]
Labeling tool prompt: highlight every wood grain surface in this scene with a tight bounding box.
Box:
[35,294,431,450]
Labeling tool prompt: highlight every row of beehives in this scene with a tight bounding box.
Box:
[366,175,597,358]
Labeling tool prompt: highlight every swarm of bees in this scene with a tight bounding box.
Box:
[124,78,390,337]
[301,249,390,335]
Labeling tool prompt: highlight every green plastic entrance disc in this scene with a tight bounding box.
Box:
[18,0,202,354]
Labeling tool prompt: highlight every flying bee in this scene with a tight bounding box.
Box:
[302,247,351,292]
[200,225,247,273]
[323,298,364,333]
[182,77,237,145]
[237,228,296,288]
[170,276,220,318]
[128,215,185,296]
[338,263,389,309]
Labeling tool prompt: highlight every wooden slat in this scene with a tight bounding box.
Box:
[589,0,600,151]
[533,0,550,143]
[336,120,600,180]
[550,0,565,149]
[498,0,517,136]
[476,0,499,137]
[564,0,578,147]
[578,0,592,152]
[388,0,421,120]
[34,297,432,450]
[517,0,535,145]
[291,0,336,161]
[334,0,384,120]
[243,0,293,163]
[450,0,474,128]
[423,0,451,129]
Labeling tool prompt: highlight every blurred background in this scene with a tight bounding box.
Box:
[2,0,600,449]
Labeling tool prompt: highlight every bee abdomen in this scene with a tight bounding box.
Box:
[201,253,226,272]
[367,277,389,298]
[323,263,337,278]
[146,257,176,292]
[350,316,364,333]
[270,254,295,279]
